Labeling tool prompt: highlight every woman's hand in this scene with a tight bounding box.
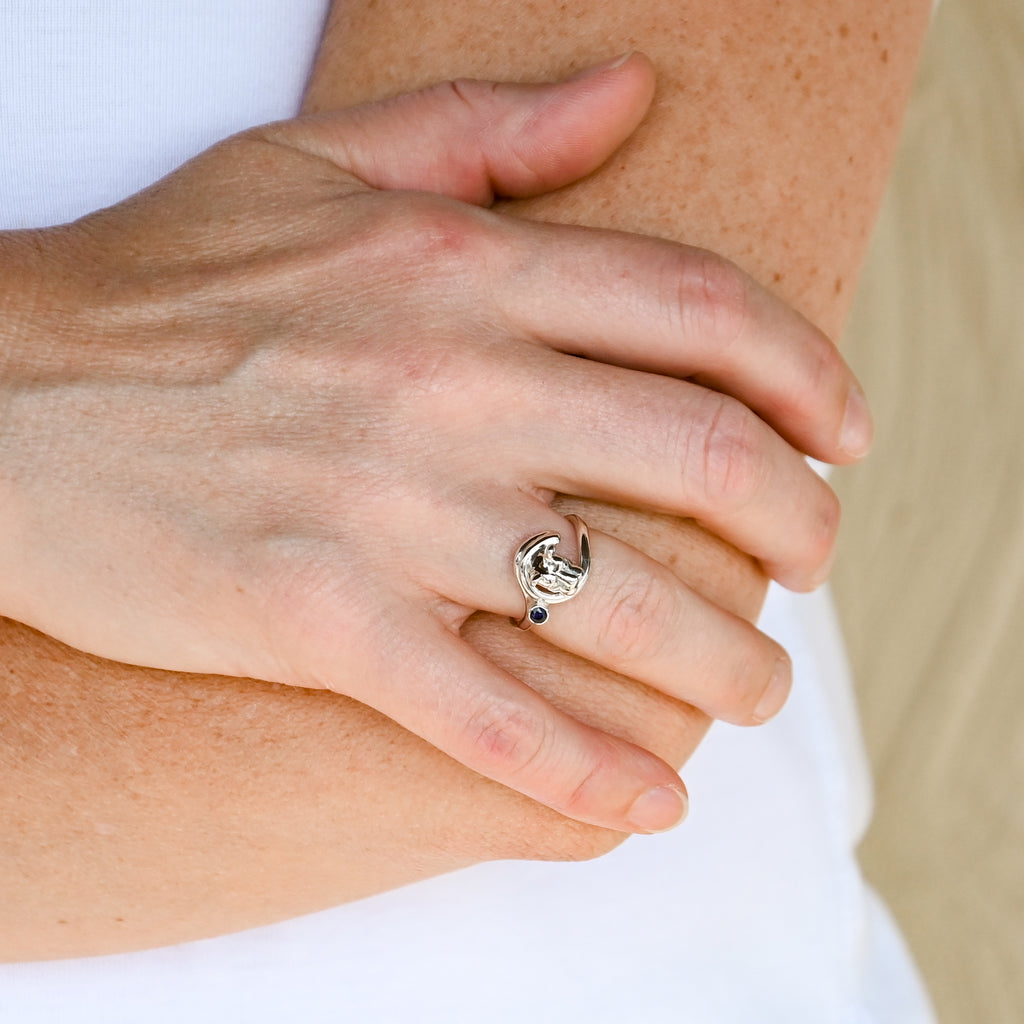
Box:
[0,57,869,833]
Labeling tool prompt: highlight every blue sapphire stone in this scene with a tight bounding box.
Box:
[529,607,548,625]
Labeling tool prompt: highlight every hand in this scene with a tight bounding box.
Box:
[0,56,868,833]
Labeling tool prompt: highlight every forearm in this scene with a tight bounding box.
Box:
[306,0,931,339]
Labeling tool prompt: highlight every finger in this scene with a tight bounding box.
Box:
[496,350,840,591]
[432,512,791,726]
[361,611,690,835]
[552,495,769,620]
[273,54,656,205]
[493,219,872,464]
[521,530,792,726]
[463,608,714,777]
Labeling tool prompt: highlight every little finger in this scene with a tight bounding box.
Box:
[370,613,691,835]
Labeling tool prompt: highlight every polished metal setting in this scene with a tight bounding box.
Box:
[513,514,591,630]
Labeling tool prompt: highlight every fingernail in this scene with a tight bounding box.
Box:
[569,52,635,81]
[626,784,689,833]
[753,656,792,724]
[838,384,873,458]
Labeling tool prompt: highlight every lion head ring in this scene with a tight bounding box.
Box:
[513,514,591,630]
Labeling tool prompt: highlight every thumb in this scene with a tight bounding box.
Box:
[280,53,655,205]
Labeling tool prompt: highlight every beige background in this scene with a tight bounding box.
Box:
[833,0,1024,1019]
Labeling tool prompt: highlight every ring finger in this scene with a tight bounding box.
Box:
[431,504,791,727]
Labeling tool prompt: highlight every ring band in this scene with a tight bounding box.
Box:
[513,514,591,630]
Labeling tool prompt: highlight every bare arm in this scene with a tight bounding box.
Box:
[0,0,930,961]
[306,0,930,340]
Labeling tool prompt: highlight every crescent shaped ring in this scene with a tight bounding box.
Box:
[512,514,591,630]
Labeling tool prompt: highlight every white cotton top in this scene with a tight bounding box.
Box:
[0,4,935,1021]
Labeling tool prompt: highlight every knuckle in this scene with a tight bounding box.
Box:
[353,193,492,290]
[781,478,840,589]
[443,76,501,114]
[811,483,842,566]
[464,699,550,779]
[556,746,631,843]
[676,247,751,353]
[442,79,539,193]
[388,197,489,273]
[784,337,845,426]
[687,393,766,510]
[803,336,841,396]
[717,640,778,721]
[596,569,676,663]
[467,705,631,860]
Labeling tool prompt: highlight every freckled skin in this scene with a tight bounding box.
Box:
[310,0,931,338]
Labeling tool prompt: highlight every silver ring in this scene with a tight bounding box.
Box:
[513,514,591,630]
